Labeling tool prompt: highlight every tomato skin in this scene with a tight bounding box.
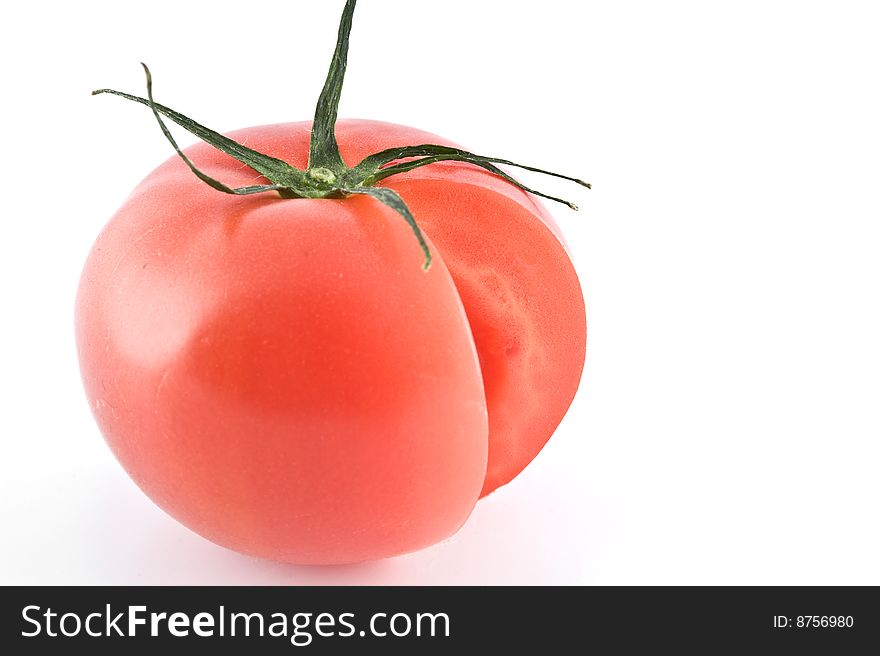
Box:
[322,121,586,496]
[208,119,587,496]
[76,119,585,562]
[76,175,488,564]
[385,176,586,496]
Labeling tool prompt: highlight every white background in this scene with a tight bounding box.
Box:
[1,0,878,585]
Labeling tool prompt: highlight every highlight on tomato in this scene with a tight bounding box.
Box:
[77,0,589,564]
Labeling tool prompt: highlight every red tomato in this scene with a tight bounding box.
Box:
[76,119,585,563]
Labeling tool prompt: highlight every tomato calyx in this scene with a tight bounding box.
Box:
[92,0,590,269]
[307,168,339,186]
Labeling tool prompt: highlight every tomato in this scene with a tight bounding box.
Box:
[79,0,587,563]
[76,119,584,563]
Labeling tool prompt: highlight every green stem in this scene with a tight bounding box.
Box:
[350,145,590,210]
[92,0,588,270]
[137,63,297,198]
[309,0,357,172]
[90,86,308,191]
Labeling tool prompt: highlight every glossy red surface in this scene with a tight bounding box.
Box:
[76,120,585,562]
